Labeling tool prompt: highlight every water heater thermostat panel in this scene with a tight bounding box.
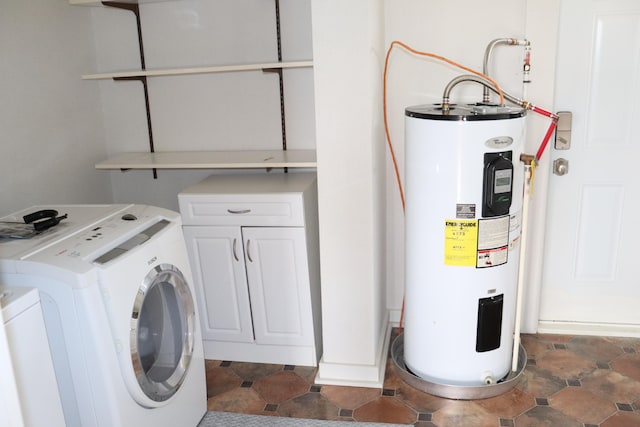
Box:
[482,151,513,218]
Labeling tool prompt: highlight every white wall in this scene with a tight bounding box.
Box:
[88,0,315,211]
[0,0,112,215]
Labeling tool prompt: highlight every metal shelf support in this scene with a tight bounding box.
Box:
[102,1,157,178]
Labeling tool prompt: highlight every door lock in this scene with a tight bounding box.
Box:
[553,158,569,176]
[555,111,572,150]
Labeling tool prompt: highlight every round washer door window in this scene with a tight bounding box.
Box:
[131,264,195,403]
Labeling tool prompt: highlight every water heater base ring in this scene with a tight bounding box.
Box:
[391,333,527,400]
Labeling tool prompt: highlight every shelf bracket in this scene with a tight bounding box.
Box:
[102,1,157,179]
[262,0,287,173]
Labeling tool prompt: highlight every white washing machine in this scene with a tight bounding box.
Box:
[0,204,206,427]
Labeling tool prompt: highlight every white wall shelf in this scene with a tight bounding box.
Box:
[79,0,314,176]
[69,0,168,5]
[82,61,313,80]
[95,150,317,170]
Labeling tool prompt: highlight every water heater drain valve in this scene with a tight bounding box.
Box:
[481,371,496,385]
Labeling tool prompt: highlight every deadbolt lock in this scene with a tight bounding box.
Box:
[553,158,569,176]
[554,111,572,150]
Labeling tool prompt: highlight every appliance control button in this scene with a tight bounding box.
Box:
[121,213,137,221]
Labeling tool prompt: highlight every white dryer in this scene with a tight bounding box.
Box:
[0,204,206,427]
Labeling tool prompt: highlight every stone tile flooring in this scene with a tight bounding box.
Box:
[205,331,640,426]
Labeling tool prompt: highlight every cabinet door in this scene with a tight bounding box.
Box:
[183,226,254,343]
[243,227,314,346]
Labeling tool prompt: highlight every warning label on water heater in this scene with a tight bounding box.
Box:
[444,219,478,267]
[476,215,510,268]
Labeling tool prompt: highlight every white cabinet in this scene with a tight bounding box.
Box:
[179,172,321,366]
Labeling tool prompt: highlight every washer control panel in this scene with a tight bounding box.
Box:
[93,220,169,265]
[23,205,179,274]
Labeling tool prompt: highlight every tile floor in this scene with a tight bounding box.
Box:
[205,330,640,427]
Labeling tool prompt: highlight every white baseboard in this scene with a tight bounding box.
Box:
[537,320,640,338]
[388,308,402,326]
[314,317,391,389]
[201,340,319,366]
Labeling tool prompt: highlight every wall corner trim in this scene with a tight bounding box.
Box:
[314,316,391,389]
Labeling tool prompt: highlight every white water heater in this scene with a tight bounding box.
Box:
[404,104,526,386]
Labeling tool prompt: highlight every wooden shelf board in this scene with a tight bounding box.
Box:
[82,61,313,80]
[95,150,317,170]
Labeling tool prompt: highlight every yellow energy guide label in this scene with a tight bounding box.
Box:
[444,219,478,266]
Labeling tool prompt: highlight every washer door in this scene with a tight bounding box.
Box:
[131,264,195,403]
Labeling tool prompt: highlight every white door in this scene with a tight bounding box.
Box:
[243,227,314,346]
[539,0,640,333]
[182,226,254,343]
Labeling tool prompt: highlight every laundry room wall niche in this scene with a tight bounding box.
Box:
[82,0,315,211]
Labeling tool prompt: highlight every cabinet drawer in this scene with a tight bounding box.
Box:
[179,194,304,226]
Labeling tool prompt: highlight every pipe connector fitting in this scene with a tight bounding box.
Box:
[441,97,451,113]
[520,153,535,166]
